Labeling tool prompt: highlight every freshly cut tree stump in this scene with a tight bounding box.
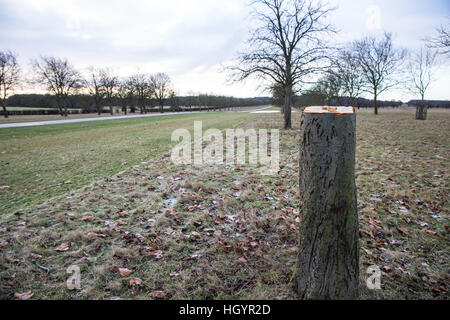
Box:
[415,104,427,120]
[294,106,359,299]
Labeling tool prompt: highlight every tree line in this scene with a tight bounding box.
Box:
[0,54,269,118]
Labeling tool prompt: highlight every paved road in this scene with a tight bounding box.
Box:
[0,106,273,129]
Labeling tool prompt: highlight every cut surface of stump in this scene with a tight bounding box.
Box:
[294,106,359,299]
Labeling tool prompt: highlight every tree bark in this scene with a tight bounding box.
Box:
[415,101,427,120]
[284,84,292,129]
[1,101,8,118]
[294,107,359,299]
[373,91,378,115]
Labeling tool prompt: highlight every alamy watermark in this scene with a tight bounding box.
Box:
[366,265,382,290]
[66,265,81,290]
[171,121,280,175]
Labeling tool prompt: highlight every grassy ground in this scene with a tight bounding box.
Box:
[0,112,255,215]
[0,109,448,300]
[0,106,263,124]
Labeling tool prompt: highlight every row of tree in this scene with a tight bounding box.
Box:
[230,0,450,127]
[0,52,272,118]
[6,93,270,114]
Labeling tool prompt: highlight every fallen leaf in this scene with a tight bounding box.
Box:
[88,232,106,239]
[191,231,201,239]
[6,257,19,263]
[82,216,95,222]
[129,278,142,286]
[154,250,163,260]
[236,257,247,264]
[118,268,133,277]
[149,290,166,299]
[14,291,33,300]
[55,242,69,252]
[117,211,129,217]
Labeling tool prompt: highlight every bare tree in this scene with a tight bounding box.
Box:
[86,67,105,115]
[116,77,135,115]
[408,48,437,120]
[99,68,118,115]
[0,50,21,118]
[353,33,406,115]
[229,0,334,129]
[130,73,150,114]
[426,18,450,56]
[313,70,343,105]
[149,72,172,113]
[332,48,366,108]
[32,56,83,116]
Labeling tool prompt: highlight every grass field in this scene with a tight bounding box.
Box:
[0,106,262,124]
[0,112,256,215]
[0,109,448,300]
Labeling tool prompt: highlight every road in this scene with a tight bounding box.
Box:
[0,106,274,129]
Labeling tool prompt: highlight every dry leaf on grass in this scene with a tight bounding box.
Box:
[148,290,166,298]
[14,291,33,300]
[117,211,128,217]
[82,216,94,222]
[118,268,133,277]
[55,242,69,251]
[129,278,142,286]
[236,257,247,264]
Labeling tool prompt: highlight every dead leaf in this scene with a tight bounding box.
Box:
[397,227,409,235]
[14,291,33,300]
[129,278,142,286]
[117,211,129,217]
[149,290,166,299]
[169,272,180,277]
[118,268,133,277]
[236,257,247,264]
[6,257,19,263]
[82,216,95,222]
[55,242,69,252]
[88,232,106,239]
[250,241,259,248]
[154,250,163,260]
[191,231,201,239]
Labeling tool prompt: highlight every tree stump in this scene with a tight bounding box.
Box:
[294,106,359,299]
[415,104,427,120]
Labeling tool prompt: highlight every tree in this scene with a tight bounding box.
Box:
[0,50,21,118]
[32,56,83,116]
[295,106,359,299]
[426,18,450,56]
[130,73,150,114]
[332,48,366,108]
[116,77,135,115]
[270,82,285,112]
[353,33,406,115]
[229,0,334,129]
[86,67,105,115]
[100,68,118,115]
[149,73,172,113]
[408,48,437,120]
[312,70,343,105]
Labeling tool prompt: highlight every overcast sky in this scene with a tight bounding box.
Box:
[1,0,449,101]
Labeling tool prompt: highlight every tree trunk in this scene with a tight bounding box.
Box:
[415,101,427,120]
[284,84,292,129]
[294,107,359,299]
[373,91,378,115]
[1,101,8,118]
